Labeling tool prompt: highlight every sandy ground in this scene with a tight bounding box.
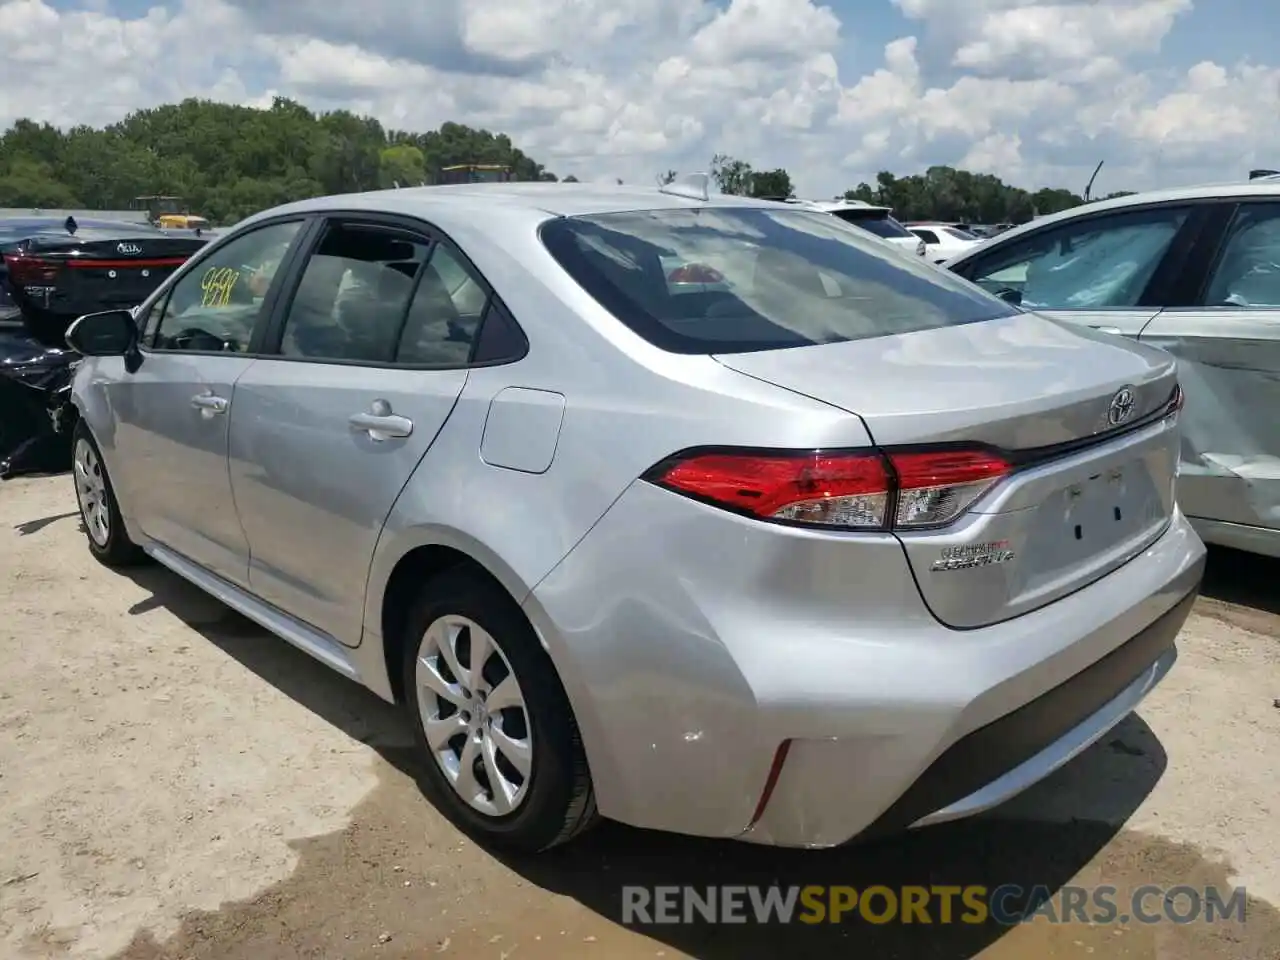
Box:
[0,474,1277,960]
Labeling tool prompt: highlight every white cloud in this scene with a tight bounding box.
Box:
[0,0,1277,198]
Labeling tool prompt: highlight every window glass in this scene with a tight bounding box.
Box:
[152,220,301,352]
[1202,203,1280,307]
[539,206,1019,355]
[278,223,430,363]
[966,207,1188,309]
[913,229,940,245]
[830,210,914,239]
[396,245,488,365]
[942,226,979,241]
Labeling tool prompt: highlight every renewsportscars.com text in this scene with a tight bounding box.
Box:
[621,884,1247,926]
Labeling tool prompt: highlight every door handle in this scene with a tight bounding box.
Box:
[191,392,229,417]
[349,399,412,441]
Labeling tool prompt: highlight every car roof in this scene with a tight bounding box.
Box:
[257,182,789,224]
[958,179,1280,255]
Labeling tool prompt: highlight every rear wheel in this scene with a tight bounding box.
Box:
[401,569,597,852]
[71,422,146,567]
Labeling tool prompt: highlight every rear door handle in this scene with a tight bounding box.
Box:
[349,399,412,441]
[191,392,228,416]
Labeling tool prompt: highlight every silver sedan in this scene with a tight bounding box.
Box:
[65,177,1203,852]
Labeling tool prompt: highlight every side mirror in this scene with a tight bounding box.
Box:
[65,309,138,356]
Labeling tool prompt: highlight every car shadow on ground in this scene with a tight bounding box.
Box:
[103,559,1175,959]
[1199,544,1280,617]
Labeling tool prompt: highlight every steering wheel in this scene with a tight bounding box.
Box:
[173,328,239,352]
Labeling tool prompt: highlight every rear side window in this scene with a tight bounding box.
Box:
[539,207,1017,354]
[831,210,914,240]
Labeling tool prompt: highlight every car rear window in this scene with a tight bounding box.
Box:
[539,206,1018,354]
[829,210,915,240]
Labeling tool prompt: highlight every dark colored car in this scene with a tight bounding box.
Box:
[0,216,209,477]
[2,216,208,346]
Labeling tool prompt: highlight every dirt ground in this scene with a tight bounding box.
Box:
[1,475,1277,960]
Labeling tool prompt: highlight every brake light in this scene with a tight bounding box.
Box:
[1166,383,1184,415]
[645,447,1011,531]
[3,253,61,286]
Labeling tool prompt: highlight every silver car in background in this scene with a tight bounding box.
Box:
[66,180,1203,853]
[945,180,1280,558]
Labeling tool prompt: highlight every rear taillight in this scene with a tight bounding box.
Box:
[3,253,60,285]
[645,447,1010,531]
[1166,383,1184,415]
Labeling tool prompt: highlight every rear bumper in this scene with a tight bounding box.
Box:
[525,483,1205,847]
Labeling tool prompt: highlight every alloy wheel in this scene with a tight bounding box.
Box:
[415,614,534,817]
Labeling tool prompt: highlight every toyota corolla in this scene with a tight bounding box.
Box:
[65,177,1204,852]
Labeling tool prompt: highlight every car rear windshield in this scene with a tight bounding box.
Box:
[829,210,915,239]
[539,206,1018,354]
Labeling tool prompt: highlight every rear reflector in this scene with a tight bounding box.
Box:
[62,257,189,269]
[645,447,1011,531]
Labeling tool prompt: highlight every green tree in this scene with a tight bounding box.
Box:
[750,168,793,198]
[0,97,561,223]
[710,153,754,195]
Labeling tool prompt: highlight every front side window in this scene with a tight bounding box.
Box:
[278,223,430,363]
[964,207,1189,310]
[150,220,302,352]
[912,229,941,245]
[1201,203,1280,308]
[539,206,1019,354]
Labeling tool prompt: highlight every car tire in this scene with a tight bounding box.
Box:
[71,421,147,567]
[401,568,597,853]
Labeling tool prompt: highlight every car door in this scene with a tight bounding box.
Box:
[104,218,308,584]
[950,203,1206,337]
[227,216,489,646]
[1137,200,1280,541]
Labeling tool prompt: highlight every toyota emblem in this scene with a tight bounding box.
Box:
[1107,386,1136,426]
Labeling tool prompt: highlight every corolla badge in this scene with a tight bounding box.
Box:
[116,242,142,255]
[1107,386,1136,426]
[930,540,1015,573]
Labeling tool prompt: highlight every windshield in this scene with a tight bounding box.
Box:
[539,207,1018,354]
[942,226,980,242]
[828,209,914,240]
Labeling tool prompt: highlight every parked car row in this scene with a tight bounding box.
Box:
[0,215,208,476]
[64,174,1202,857]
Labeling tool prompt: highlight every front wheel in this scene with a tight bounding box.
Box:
[401,569,597,852]
[71,422,147,567]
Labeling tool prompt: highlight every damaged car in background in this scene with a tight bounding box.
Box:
[944,180,1280,559]
[0,216,208,477]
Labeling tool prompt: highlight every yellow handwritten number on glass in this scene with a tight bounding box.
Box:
[200,266,240,307]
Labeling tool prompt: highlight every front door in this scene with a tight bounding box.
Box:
[106,219,307,583]
[227,218,489,645]
[953,202,1200,340]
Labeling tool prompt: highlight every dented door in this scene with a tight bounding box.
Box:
[1139,309,1280,536]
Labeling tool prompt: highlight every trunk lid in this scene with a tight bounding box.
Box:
[715,312,1182,628]
[26,235,206,310]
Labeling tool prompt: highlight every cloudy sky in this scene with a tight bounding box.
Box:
[0,0,1275,197]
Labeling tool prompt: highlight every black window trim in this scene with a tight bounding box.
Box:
[256,210,528,371]
[139,214,318,358]
[948,198,1218,312]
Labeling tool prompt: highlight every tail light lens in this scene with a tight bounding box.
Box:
[1166,383,1184,415]
[645,447,1010,531]
[3,253,61,286]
